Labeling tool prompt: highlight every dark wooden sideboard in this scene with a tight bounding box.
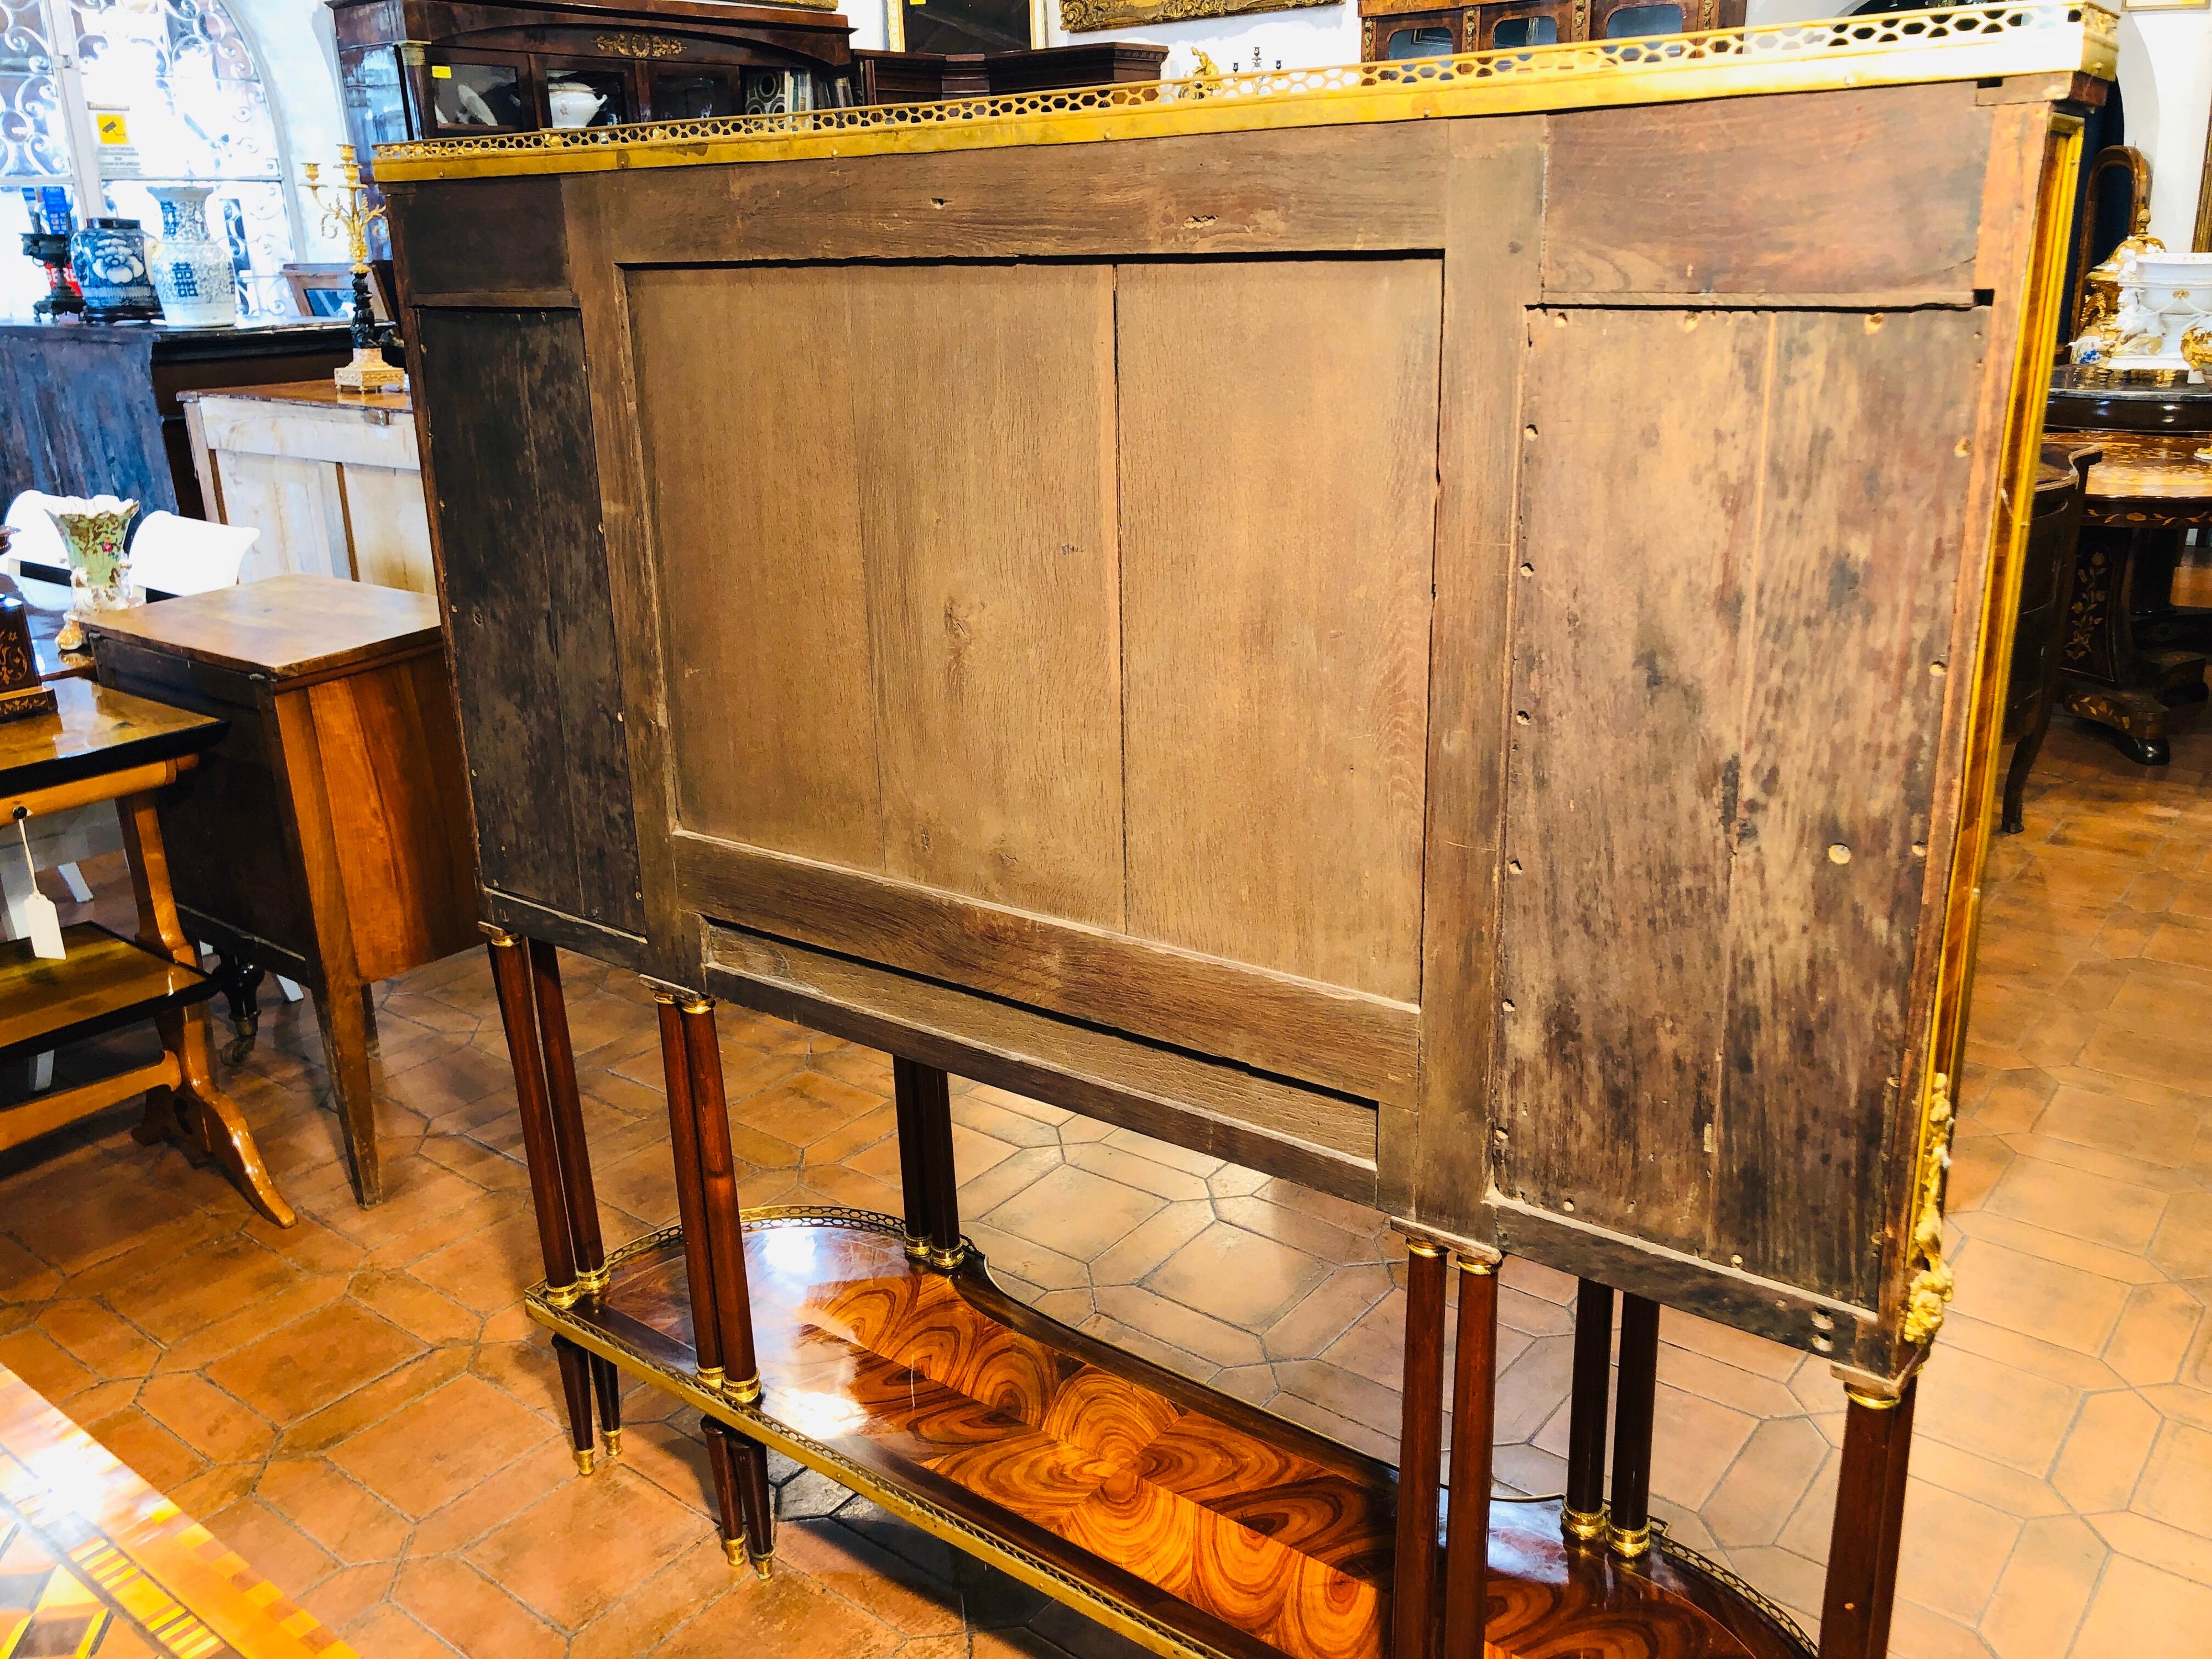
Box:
[376,9,2112,1658]
[0,322,352,520]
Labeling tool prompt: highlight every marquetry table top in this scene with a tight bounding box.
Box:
[2073,432,2212,503]
[0,1365,356,1658]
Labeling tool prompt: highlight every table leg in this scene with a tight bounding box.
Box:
[1607,1293,1661,1561]
[528,939,618,1460]
[1392,1237,1446,1659]
[1440,1255,1497,1659]
[116,792,294,1228]
[1818,1381,1918,1659]
[312,975,380,1205]
[484,929,594,1468]
[1562,1278,1614,1544]
[683,997,763,1401]
[654,989,727,1389]
[703,1416,747,1568]
[894,1057,962,1269]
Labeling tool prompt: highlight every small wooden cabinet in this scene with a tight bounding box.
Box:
[87,577,478,1206]
[1359,0,1743,58]
[182,383,436,594]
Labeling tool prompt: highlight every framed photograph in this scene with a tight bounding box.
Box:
[282,262,393,324]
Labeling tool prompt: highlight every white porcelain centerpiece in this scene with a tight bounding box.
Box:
[546,79,608,129]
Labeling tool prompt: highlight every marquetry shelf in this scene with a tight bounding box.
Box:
[526,1209,1810,1659]
[0,923,218,1061]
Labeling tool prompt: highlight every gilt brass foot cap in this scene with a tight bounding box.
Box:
[602,1428,623,1460]
[750,1552,774,1581]
[904,1236,932,1264]
[1608,1522,1651,1561]
[722,1537,745,1569]
[573,1448,596,1477]
[726,1374,764,1406]
[1561,1506,1608,1544]
[926,1244,968,1272]
[697,1366,727,1390]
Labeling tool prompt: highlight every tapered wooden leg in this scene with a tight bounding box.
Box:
[894,1057,962,1269]
[1819,1380,1918,1659]
[1563,1278,1614,1544]
[1440,1255,1498,1659]
[529,940,607,1286]
[894,1060,933,1262]
[654,991,726,1385]
[703,1416,747,1568]
[1608,1292,1661,1560]
[591,1355,623,1459]
[733,1430,776,1577]
[486,931,593,1464]
[312,975,380,1204]
[554,1337,597,1475]
[1393,1238,1446,1659]
[682,998,761,1400]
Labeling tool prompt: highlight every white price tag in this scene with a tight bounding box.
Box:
[13,811,65,961]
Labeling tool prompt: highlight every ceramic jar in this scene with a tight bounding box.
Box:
[67,217,161,321]
[45,495,139,651]
[148,185,237,327]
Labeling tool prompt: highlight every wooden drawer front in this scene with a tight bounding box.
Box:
[96,644,316,963]
[414,306,646,941]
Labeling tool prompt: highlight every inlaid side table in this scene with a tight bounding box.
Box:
[87,576,478,1204]
[0,678,294,1225]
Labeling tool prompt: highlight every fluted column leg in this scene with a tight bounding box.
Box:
[894,1057,963,1270]
[682,997,760,1400]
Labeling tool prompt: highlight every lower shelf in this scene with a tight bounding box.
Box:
[528,1208,1811,1659]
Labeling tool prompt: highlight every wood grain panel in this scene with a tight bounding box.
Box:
[1503,304,1984,1311]
[1714,308,1979,1303]
[1543,83,1990,299]
[1118,259,1439,1001]
[677,831,1418,1106]
[311,652,478,984]
[385,177,570,304]
[1501,307,1771,1258]
[630,266,883,872]
[703,923,1381,1203]
[1400,118,1547,1232]
[851,264,1125,928]
[414,307,644,937]
[580,123,1449,268]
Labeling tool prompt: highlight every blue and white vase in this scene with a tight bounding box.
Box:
[148,186,236,327]
[67,217,161,321]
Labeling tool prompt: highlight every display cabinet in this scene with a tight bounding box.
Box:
[1359,0,1743,58]
[377,8,2113,1658]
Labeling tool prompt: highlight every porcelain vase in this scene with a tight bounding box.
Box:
[147,185,237,327]
[46,496,139,652]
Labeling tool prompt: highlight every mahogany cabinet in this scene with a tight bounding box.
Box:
[376,10,2113,1657]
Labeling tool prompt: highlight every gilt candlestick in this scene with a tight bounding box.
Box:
[302,147,403,392]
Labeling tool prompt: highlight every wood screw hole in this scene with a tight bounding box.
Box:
[1525,425,1538,440]
[1516,711,1531,724]
[1509,858,1523,874]
[1828,844,1852,864]
[1929,661,1947,677]
[1520,562,1533,577]
[1501,999,1515,1013]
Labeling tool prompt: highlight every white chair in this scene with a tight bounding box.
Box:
[3,491,70,577]
[129,512,259,597]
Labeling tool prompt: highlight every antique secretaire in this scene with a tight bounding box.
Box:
[375,11,2112,1656]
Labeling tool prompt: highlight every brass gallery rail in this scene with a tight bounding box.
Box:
[373,1,2116,179]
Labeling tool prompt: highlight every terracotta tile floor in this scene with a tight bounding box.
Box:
[1,705,2207,1659]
